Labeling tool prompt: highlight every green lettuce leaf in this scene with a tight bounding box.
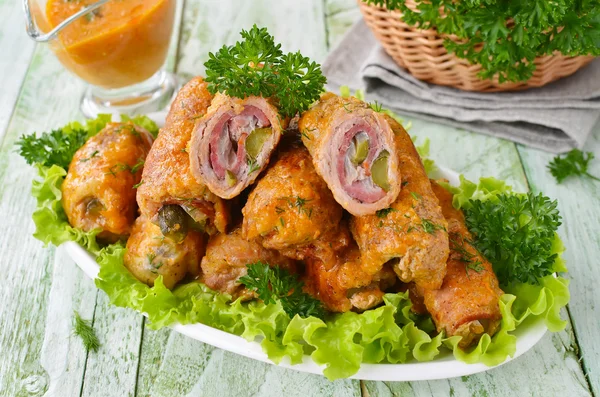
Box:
[120,115,160,138]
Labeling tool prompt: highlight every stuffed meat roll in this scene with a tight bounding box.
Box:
[137,77,229,238]
[350,119,449,290]
[241,142,346,261]
[62,122,153,243]
[201,227,296,300]
[189,93,287,199]
[418,182,503,348]
[298,93,401,216]
[124,216,206,289]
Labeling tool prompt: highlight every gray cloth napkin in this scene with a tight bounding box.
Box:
[323,20,600,153]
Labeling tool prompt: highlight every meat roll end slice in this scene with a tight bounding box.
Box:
[190,93,287,199]
[62,122,153,243]
[124,216,206,289]
[298,93,401,216]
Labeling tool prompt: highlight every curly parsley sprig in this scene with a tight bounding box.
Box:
[204,25,326,117]
[17,128,88,169]
[239,261,325,319]
[364,0,600,83]
[547,149,600,184]
[464,192,562,286]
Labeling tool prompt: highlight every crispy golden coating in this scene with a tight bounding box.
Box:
[137,77,229,235]
[417,182,503,348]
[62,122,153,242]
[304,241,397,313]
[351,117,449,290]
[298,93,401,216]
[242,144,344,255]
[201,227,296,300]
[124,216,206,289]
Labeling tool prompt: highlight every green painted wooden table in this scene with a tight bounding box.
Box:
[1,0,598,396]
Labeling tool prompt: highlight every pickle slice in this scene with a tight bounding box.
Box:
[85,197,105,216]
[371,150,390,192]
[158,204,189,243]
[350,135,369,166]
[226,170,237,187]
[245,127,272,159]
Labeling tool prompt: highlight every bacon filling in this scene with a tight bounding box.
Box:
[208,106,270,180]
[335,120,387,203]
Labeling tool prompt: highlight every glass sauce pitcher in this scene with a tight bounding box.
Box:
[23,0,178,118]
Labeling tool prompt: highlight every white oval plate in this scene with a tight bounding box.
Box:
[62,164,547,381]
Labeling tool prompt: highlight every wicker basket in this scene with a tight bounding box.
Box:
[358,1,595,92]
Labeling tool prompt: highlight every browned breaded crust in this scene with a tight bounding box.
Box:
[137,77,228,234]
[417,181,503,348]
[124,215,206,289]
[242,144,344,253]
[62,122,153,242]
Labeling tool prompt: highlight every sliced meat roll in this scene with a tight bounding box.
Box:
[417,181,504,348]
[137,77,229,238]
[189,93,287,199]
[201,227,296,301]
[124,216,206,289]
[350,118,449,290]
[62,122,153,243]
[298,93,401,216]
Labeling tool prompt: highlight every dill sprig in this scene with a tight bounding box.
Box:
[73,311,100,353]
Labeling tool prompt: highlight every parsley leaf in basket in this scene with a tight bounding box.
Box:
[363,0,600,83]
[239,261,325,319]
[464,192,562,286]
[547,149,600,184]
[204,25,326,117]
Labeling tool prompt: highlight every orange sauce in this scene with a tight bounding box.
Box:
[46,0,175,89]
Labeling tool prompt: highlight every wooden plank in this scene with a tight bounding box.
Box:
[0,2,185,396]
[80,296,144,397]
[0,0,35,142]
[517,128,600,395]
[137,330,361,397]
[0,42,86,397]
[324,2,592,395]
[134,1,360,396]
[323,0,362,48]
